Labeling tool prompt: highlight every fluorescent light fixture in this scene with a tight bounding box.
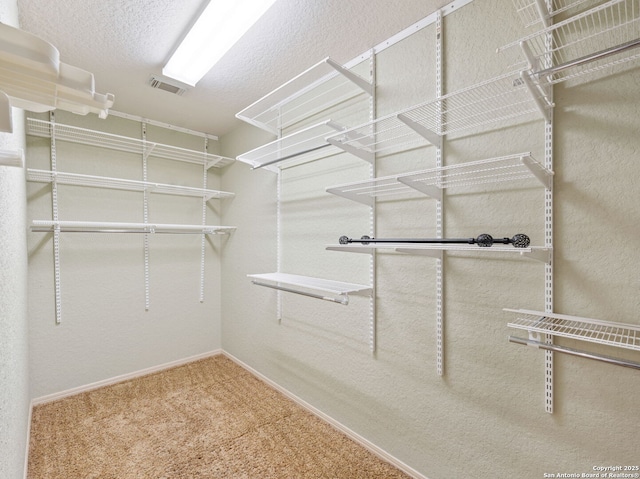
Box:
[163,0,277,87]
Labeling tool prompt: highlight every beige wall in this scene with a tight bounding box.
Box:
[221,1,640,478]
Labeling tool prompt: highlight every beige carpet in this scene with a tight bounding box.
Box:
[28,355,412,478]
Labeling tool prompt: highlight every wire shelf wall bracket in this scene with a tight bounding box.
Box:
[236,57,374,135]
[506,308,640,370]
[248,272,372,306]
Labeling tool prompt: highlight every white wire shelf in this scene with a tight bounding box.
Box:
[26,118,234,169]
[506,308,640,351]
[500,0,640,85]
[326,153,552,205]
[30,220,236,235]
[26,169,235,201]
[0,148,24,168]
[236,120,347,171]
[248,272,372,305]
[327,243,551,262]
[326,70,552,159]
[511,0,599,27]
[236,57,373,135]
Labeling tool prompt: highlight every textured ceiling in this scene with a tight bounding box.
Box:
[17,0,451,136]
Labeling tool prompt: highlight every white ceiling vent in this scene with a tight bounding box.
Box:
[147,75,189,96]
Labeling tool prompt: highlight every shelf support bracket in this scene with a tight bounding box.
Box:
[326,57,374,96]
[397,113,443,149]
[327,137,375,163]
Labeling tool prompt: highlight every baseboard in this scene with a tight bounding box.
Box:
[23,399,33,479]
[31,349,222,406]
[222,351,430,479]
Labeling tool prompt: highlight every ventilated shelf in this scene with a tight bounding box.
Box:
[31,220,236,235]
[326,153,552,205]
[506,308,640,351]
[236,57,373,135]
[327,70,552,159]
[512,0,599,27]
[26,118,234,169]
[236,120,347,171]
[0,148,24,168]
[327,243,551,262]
[26,169,235,200]
[500,0,640,85]
[248,272,372,305]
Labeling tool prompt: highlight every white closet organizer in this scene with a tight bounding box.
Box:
[505,309,640,370]
[512,0,599,27]
[499,0,640,412]
[0,148,24,168]
[248,273,372,305]
[26,169,235,200]
[325,69,553,159]
[499,0,640,85]
[236,57,373,171]
[236,57,374,136]
[28,114,236,324]
[30,220,235,235]
[326,153,553,262]
[26,118,234,168]
[237,53,375,316]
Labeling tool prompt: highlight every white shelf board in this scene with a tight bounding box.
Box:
[236,120,347,171]
[500,0,640,84]
[26,118,234,169]
[326,153,552,205]
[26,169,235,200]
[505,308,640,351]
[328,243,551,262]
[0,148,24,168]
[31,220,236,235]
[248,272,372,298]
[236,57,373,135]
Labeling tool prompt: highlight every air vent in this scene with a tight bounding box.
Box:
[147,75,188,96]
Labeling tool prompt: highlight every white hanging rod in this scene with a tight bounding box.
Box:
[509,336,640,371]
[533,37,640,79]
[31,220,236,235]
[250,280,349,305]
[26,168,235,200]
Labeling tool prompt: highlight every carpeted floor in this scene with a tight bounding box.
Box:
[28,355,412,478]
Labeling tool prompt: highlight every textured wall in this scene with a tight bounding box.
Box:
[0,2,29,478]
[221,1,640,478]
[26,111,226,398]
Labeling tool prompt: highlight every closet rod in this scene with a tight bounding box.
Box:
[252,143,333,170]
[251,280,348,305]
[508,336,640,371]
[533,37,640,79]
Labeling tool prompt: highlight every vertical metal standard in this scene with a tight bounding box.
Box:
[543,0,554,414]
[368,48,377,354]
[435,9,445,375]
[50,111,62,325]
[199,138,208,303]
[276,107,283,322]
[142,122,150,310]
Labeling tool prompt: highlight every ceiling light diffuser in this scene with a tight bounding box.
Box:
[162,0,277,87]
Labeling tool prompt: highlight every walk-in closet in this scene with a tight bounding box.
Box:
[1,0,639,478]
